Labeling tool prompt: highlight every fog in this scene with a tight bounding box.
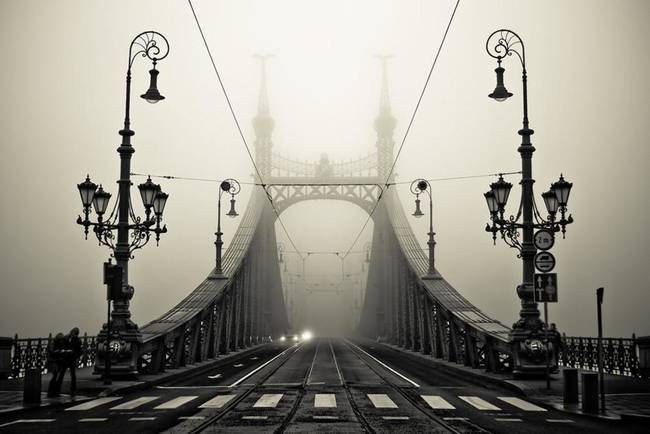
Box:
[1,0,649,340]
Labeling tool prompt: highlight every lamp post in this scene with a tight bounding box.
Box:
[410,179,438,278]
[76,31,170,380]
[485,29,573,376]
[211,179,241,278]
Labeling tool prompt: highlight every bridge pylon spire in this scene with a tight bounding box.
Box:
[253,54,275,178]
[374,54,397,180]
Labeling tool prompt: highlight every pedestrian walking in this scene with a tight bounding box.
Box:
[46,333,68,397]
[67,327,82,394]
[550,323,564,369]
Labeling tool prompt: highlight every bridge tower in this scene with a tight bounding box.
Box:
[374,55,397,180]
[253,54,274,179]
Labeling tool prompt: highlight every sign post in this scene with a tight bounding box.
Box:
[545,300,550,389]
[597,287,605,413]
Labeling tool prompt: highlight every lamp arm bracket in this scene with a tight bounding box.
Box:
[128,31,170,70]
[486,29,526,69]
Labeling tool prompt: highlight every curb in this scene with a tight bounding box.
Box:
[620,412,650,422]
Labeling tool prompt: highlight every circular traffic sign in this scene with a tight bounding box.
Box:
[534,229,555,251]
[534,251,556,273]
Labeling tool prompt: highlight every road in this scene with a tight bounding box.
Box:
[0,338,646,433]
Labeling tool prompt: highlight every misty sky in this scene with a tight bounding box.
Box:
[1,0,648,339]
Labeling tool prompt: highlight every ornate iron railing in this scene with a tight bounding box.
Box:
[9,333,97,379]
[559,334,645,378]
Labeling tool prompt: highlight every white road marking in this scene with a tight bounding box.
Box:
[207,374,222,379]
[0,419,56,428]
[242,415,268,420]
[229,345,298,387]
[156,386,226,389]
[66,397,122,411]
[495,418,523,422]
[546,419,575,423]
[314,394,337,408]
[313,415,339,420]
[234,363,244,367]
[199,394,237,408]
[459,396,501,411]
[443,417,469,421]
[421,395,455,410]
[383,416,410,420]
[79,418,108,422]
[129,417,156,421]
[110,396,159,410]
[154,396,199,409]
[367,394,398,409]
[345,340,420,387]
[497,397,547,412]
[253,393,283,408]
[179,416,206,420]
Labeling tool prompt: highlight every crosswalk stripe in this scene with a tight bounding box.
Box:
[495,418,523,422]
[110,396,159,410]
[129,417,156,421]
[199,394,237,409]
[79,418,108,422]
[242,415,268,420]
[497,397,547,412]
[66,397,122,411]
[314,394,337,408]
[459,396,501,411]
[368,394,398,409]
[0,419,56,428]
[421,395,455,410]
[154,396,199,409]
[253,393,283,408]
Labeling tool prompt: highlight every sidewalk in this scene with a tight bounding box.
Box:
[0,344,265,414]
[380,342,650,421]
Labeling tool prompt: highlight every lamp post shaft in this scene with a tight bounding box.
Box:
[515,66,541,333]
[215,193,224,275]
[427,194,436,276]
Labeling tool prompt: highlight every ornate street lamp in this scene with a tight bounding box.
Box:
[485,29,574,376]
[410,179,438,278]
[211,178,241,277]
[75,31,170,381]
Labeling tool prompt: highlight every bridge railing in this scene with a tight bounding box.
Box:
[6,333,97,379]
[559,334,646,378]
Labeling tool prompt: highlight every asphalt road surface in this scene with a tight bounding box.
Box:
[1,338,647,433]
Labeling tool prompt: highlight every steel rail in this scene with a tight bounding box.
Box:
[342,339,465,434]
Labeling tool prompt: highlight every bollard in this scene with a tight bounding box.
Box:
[23,368,42,404]
[563,368,579,404]
[581,372,599,413]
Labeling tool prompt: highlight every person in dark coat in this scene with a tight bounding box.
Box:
[67,328,82,394]
[46,333,67,397]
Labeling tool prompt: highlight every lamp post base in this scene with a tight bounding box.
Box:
[94,327,142,379]
[421,273,442,280]
[509,327,557,378]
[208,273,228,280]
